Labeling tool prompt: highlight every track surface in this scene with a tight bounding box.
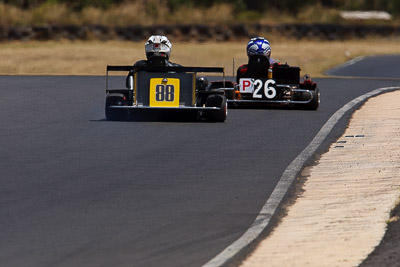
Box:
[325,54,400,78]
[1,58,399,267]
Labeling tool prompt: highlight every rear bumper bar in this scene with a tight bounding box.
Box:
[109,105,221,111]
[226,88,313,104]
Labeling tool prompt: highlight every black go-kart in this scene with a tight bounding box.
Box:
[210,62,320,110]
[105,65,228,122]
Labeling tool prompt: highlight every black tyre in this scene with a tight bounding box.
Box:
[105,94,128,121]
[206,94,228,122]
[295,87,320,110]
[304,87,320,110]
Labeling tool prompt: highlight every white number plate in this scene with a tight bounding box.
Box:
[239,78,277,99]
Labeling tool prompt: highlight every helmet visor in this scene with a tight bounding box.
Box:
[146,43,170,53]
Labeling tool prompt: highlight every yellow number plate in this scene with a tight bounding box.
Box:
[149,78,180,107]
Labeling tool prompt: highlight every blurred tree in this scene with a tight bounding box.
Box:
[62,0,122,10]
[168,0,191,11]
[249,0,318,14]
[0,0,399,14]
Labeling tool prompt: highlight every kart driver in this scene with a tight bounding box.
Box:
[126,35,181,89]
[236,37,274,83]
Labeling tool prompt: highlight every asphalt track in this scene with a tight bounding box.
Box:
[325,54,400,78]
[1,56,399,267]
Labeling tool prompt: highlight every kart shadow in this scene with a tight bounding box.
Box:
[229,103,293,110]
[95,109,212,122]
[128,109,200,122]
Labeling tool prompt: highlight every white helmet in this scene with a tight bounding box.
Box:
[145,35,172,59]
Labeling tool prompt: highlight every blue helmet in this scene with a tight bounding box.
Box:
[246,37,271,59]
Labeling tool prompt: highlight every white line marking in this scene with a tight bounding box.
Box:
[202,86,400,267]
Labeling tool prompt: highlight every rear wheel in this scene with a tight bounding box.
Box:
[304,87,320,110]
[105,94,128,121]
[206,94,227,122]
[294,87,320,110]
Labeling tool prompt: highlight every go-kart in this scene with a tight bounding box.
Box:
[105,65,228,121]
[211,62,320,110]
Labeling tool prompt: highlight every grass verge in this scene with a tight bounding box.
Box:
[1,38,400,77]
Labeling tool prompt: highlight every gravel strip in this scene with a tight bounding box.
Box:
[240,90,400,267]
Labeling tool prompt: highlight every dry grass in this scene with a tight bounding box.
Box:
[0,2,238,27]
[1,38,400,76]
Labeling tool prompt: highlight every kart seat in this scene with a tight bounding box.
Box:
[245,55,270,79]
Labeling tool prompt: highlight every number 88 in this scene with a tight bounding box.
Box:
[156,84,175,102]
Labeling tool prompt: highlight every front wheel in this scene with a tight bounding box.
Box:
[206,94,228,122]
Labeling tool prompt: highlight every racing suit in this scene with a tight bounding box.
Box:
[236,56,275,84]
[126,57,181,89]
